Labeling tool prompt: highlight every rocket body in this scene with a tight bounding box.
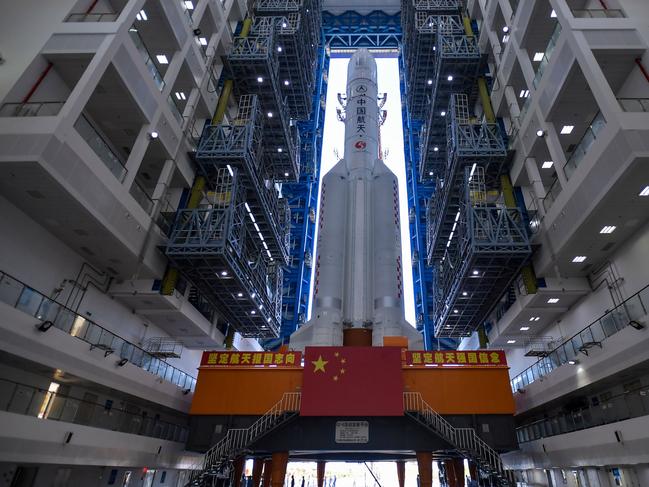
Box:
[290,49,422,349]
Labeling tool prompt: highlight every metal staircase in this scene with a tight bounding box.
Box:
[186,392,301,486]
[403,392,515,486]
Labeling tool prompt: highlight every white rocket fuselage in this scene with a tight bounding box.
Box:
[290,49,422,349]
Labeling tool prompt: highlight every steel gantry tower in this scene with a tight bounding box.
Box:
[402,0,531,341]
[166,0,323,341]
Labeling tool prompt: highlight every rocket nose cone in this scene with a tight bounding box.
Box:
[347,48,377,85]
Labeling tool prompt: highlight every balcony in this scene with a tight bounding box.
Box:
[0,270,197,391]
[570,8,625,19]
[74,114,128,182]
[0,101,65,117]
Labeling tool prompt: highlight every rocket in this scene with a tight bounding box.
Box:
[290,49,423,349]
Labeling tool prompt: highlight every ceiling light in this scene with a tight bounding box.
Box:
[220,270,228,276]
[136,9,148,21]
[282,22,288,28]
[639,186,649,196]
[149,131,159,139]
[237,292,243,297]
[441,111,446,116]
[284,80,290,86]
[277,46,283,52]
[519,89,530,98]
[572,256,587,263]
[453,309,459,314]
[447,75,454,81]
[530,316,539,321]
[551,9,557,18]
[520,326,530,331]
[600,225,616,234]
[560,125,574,134]
[277,147,283,153]
[184,1,194,9]
[251,310,256,315]
[472,270,479,276]
[427,79,433,85]
[156,55,169,64]
[267,112,273,118]
[257,76,263,83]
[284,172,289,177]
[547,298,560,304]
[199,37,207,46]
[429,171,433,176]
[542,160,554,169]
[502,26,510,33]
[533,52,544,62]
[507,340,516,344]
[536,129,545,137]
[175,92,186,100]
[462,291,468,296]
[433,146,439,152]
[568,360,579,365]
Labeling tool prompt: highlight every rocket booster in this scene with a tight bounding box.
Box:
[290,49,423,349]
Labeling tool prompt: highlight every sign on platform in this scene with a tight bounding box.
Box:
[404,350,507,368]
[200,351,302,368]
[335,421,369,444]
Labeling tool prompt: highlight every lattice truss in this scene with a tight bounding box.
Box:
[166,168,283,338]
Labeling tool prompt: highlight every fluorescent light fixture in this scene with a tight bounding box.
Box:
[600,225,616,234]
[530,316,539,321]
[551,9,557,18]
[156,55,169,64]
[560,125,574,134]
[429,171,433,176]
[277,147,283,153]
[257,76,263,83]
[277,46,283,52]
[427,79,433,85]
[184,1,194,9]
[237,292,243,297]
[447,75,454,81]
[220,270,228,276]
[520,326,530,331]
[472,270,479,276]
[462,292,468,296]
[199,37,207,46]
[507,340,516,344]
[226,164,234,177]
[639,186,649,196]
[267,112,273,118]
[519,89,530,98]
[441,111,446,116]
[136,9,148,21]
[250,310,256,315]
[572,256,587,263]
[433,146,439,152]
[175,92,186,100]
[453,309,459,314]
[284,172,289,177]
[542,160,554,169]
[568,360,579,365]
[533,52,544,62]
[284,80,290,86]
[547,298,560,304]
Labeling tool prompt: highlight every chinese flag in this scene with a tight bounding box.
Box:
[300,346,404,416]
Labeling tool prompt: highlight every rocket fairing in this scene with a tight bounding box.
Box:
[290,49,423,350]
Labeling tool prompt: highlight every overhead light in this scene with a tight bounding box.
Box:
[640,186,649,196]
[277,46,283,52]
[441,111,446,116]
[600,225,616,234]
[427,79,433,85]
[237,292,243,297]
[462,291,468,296]
[284,172,289,177]
[184,1,194,9]
[502,26,510,33]
[533,52,544,62]
[547,298,560,304]
[542,160,554,169]
[536,129,545,137]
[136,9,148,21]
[175,92,186,100]
[284,80,290,86]
[220,270,228,276]
[453,309,459,314]
[149,131,159,139]
[433,146,439,152]
[267,112,273,118]
[257,76,263,83]
[429,171,433,176]
[551,9,557,18]
[520,326,530,331]
[472,270,479,276]
[251,310,256,315]
[277,147,283,153]
[507,340,516,344]
[530,316,540,321]
[560,125,574,134]
[572,256,587,263]
[156,55,169,64]
[568,359,579,365]
[519,89,530,98]
[502,34,510,43]
[282,22,287,28]
[199,37,208,46]
[447,75,454,81]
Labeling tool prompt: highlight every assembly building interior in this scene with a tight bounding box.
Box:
[0,0,648,486]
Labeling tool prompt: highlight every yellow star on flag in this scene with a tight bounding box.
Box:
[312,355,328,373]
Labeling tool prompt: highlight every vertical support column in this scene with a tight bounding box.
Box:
[262,459,273,487]
[317,461,326,487]
[252,459,264,487]
[444,459,465,487]
[396,461,406,487]
[468,461,479,485]
[270,452,289,487]
[233,457,245,487]
[416,452,432,487]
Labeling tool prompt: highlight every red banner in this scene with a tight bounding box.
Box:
[300,346,404,417]
[200,351,302,368]
[404,350,507,367]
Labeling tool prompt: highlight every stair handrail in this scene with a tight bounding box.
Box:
[403,392,507,477]
[192,392,301,482]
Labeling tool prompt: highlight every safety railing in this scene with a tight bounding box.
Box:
[74,114,127,182]
[189,393,301,484]
[129,28,166,91]
[541,177,561,212]
[0,270,197,391]
[563,111,606,180]
[65,12,119,22]
[511,283,649,393]
[532,22,562,89]
[0,101,65,117]
[0,377,189,442]
[571,9,625,18]
[130,180,154,215]
[617,98,649,112]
